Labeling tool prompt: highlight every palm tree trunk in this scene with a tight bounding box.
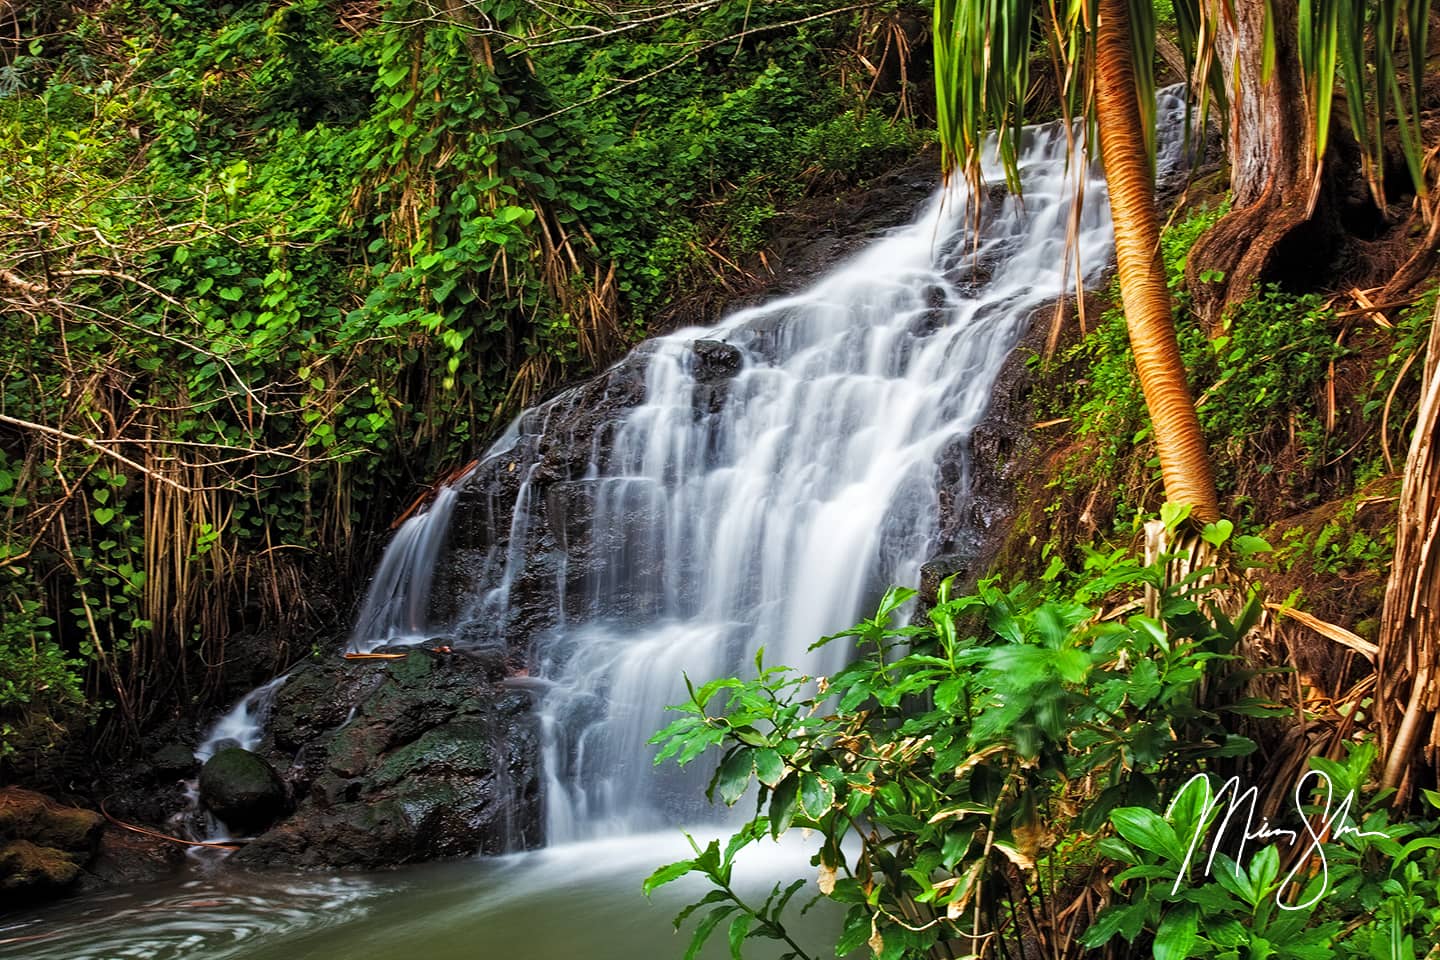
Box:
[1093,0,1220,523]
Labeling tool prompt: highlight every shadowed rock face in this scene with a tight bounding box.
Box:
[235,648,540,870]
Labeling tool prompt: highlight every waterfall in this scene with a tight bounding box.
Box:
[348,90,1195,845]
[348,482,469,652]
[195,676,288,763]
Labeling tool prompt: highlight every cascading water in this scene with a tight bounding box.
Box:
[194,676,288,763]
[346,90,1196,846]
[349,483,468,650]
[177,676,290,846]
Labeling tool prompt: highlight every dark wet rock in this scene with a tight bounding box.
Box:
[424,348,659,644]
[236,648,541,870]
[81,826,186,890]
[919,554,976,607]
[199,748,287,833]
[151,742,200,779]
[692,339,742,382]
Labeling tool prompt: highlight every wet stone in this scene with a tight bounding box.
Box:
[691,339,743,382]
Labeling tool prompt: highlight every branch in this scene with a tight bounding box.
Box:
[0,413,193,494]
[499,1,883,133]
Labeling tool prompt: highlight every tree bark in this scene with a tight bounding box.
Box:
[1094,0,1221,523]
[1185,0,1326,322]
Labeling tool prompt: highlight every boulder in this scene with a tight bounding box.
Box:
[198,748,287,833]
[0,787,103,853]
[234,648,541,870]
[0,788,105,900]
[691,339,742,382]
[0,840,81,894]
[81,827,186,890]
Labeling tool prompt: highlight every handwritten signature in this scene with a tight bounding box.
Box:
[1165,771,1390,910]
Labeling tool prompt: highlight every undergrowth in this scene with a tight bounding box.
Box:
[0,0,921,763]
[647,514,1440,959]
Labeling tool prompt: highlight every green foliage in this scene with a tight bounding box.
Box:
[647,519,1272,958]
[1087,742,1440,959]
[933,0,1432,214]
[534,2,920,311]
[1277,498,1396,580]
[0,561,86,760]
[0,0,920,756]
[1053,203,1342,518]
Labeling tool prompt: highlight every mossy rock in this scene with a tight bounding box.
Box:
[0,839,81,893]
[368,722,496,790]
[0,787,102,853]
[198,747,287,833]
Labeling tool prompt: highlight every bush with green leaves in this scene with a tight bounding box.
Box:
[1086,741,1440,959]
[645,513,1275,959]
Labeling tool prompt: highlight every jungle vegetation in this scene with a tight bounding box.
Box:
[4,1,1440,957]
[645,1,1440,958]
[0,0,921,766]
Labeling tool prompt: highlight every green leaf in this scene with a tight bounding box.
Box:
[644,859,695,896]
[497,204,536,225]
[1152,904,1198,960]
[731,725,770,748]
[92,507,115,525]
[836,906,872,955]
[769,774,799,837]
[686,905,738,960]
[1110,806,1183,862]
[1248,843,1280,898]
[1127,658,1161,708]
[1080,903,1143,948]
[1200,518,1234,547]
[754,748,785,788]
[727,912,752,960]
[716,749,753,806]
[379,63,409,88]
[800,773,835,819]
[1160,502,1191,532]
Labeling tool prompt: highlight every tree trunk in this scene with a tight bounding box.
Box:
[1094,0,1221,523]
[1185,0,1327,322]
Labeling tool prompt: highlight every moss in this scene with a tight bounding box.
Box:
[0,787,102,853]
[369,722,496,790]
[0,839,81,891]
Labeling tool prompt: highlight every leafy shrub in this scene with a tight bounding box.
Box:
[646,515,1271,959]
[1086,742,1440,959]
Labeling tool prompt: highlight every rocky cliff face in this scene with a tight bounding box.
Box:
[232,646,540,869]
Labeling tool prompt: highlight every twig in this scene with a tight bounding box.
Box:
[0,413,193,493]
[99,797,240,851]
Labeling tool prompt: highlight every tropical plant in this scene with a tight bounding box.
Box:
[932,0,1434,523]
[646,512,1273,958]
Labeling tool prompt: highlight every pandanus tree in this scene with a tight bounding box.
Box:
[934,0,1432,522]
